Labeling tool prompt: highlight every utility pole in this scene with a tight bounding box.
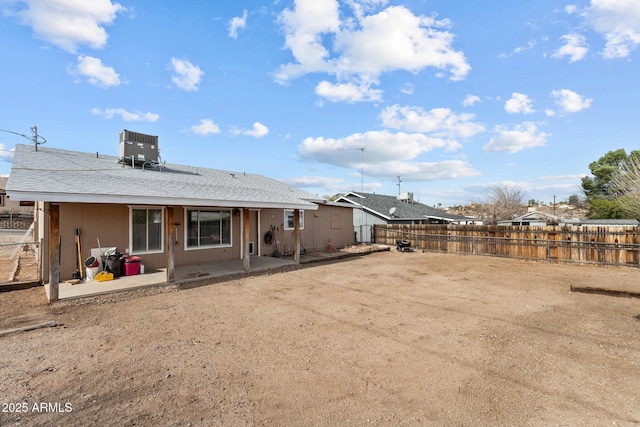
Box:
[356,147,365,193]
[356,147,366,243]
[0,126,46,151]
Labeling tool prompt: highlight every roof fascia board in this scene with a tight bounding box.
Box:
[6,191,318,210]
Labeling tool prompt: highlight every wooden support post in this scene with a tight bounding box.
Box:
[166,207,175,282]
[48,203,60,302]
[243,208,250,271]
[294,209,301,264]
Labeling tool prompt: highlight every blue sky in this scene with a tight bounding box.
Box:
[1,0,639,207]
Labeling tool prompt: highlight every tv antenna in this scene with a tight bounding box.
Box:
[0,125,46,151]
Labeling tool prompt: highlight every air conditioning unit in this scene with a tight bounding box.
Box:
[398,192,414,203]
[119,130,159,165]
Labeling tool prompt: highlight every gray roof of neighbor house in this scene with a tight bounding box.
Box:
[497,211,560,225]
[6,144,319,210]
[337,192,473,222]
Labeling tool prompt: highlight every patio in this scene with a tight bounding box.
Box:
[49,245,390,300]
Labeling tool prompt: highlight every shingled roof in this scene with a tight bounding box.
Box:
[337,192,472,222]
[6,144,318,210]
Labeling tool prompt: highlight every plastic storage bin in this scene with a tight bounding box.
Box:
[124,256,142,276]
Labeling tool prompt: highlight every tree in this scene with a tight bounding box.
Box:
[581,149,640,218]
[610,152,640,218]
[478,184,525,224]
[568,194,581,207]
[581,149,628,199]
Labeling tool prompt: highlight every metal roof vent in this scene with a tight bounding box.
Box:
[119,130,159,167]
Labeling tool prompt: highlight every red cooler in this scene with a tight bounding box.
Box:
[124,256,141,276]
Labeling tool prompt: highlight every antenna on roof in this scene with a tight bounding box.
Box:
[397,176,402,195]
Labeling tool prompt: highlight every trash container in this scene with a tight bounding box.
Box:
[124,256,141,276]
[102,253,124,278]
[84,256,100,281]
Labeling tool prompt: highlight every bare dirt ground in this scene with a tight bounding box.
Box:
[1,251,640,426]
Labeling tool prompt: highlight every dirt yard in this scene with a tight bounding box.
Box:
[1,251,639,426]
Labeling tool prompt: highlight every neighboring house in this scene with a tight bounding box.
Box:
[498,211,639,227]
[0,176,33,214]
[497,210,560,226]
[334,191,479,242]
[7,134,354,299]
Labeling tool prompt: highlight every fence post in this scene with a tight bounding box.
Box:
[547,240,550,262]
[472,236,476,256]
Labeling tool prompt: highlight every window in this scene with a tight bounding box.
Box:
[284,210,304,230]
[130,207,163,254]
[0,193,4,206]
[186,209,231,249]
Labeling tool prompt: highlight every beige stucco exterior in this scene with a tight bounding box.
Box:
[38,201,354,281]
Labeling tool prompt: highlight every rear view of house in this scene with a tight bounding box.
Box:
[6,131,354,300]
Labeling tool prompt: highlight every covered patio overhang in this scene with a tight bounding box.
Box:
[39,199,315,302]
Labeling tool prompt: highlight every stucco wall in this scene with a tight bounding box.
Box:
[43,202,354,281]
[259,204,354,256]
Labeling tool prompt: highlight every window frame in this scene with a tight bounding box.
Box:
[283,209,304,230]
[184,208,233,251]
[129,206,165,255]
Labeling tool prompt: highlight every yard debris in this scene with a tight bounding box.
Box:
[0,320,57,338]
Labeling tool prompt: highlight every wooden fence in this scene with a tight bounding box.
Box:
[374,224,640,267]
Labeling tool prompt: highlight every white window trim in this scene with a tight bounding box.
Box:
[184,207,233,251]
[284,209,304,230]
[129,206,165,255]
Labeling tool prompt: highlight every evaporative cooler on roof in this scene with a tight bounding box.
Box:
[119,130,159,165]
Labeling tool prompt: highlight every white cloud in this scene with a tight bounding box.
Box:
[483,122,549,153]
[0,144,14,162]
[189,119,220,135]
[514,39,536,54]
[583,0,640,59]
[243,122,269,138]
[4,0,125,53]
[399,83,414,95]
[275,1,470,101]
[379,105,484,140]
[363,159,479,181]
[315,80,382,103]
[228,10,248,39]
[462,94,481,107]
[69,56,120,87]
[91,108,159,122]
[552,34,588,62]
[170,58,204,91]
[298,130,462,169]
[551,89,593,113]
[504,93,535,114]
[283,175,347,190]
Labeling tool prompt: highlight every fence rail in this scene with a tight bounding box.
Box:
[374,224,640,267]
